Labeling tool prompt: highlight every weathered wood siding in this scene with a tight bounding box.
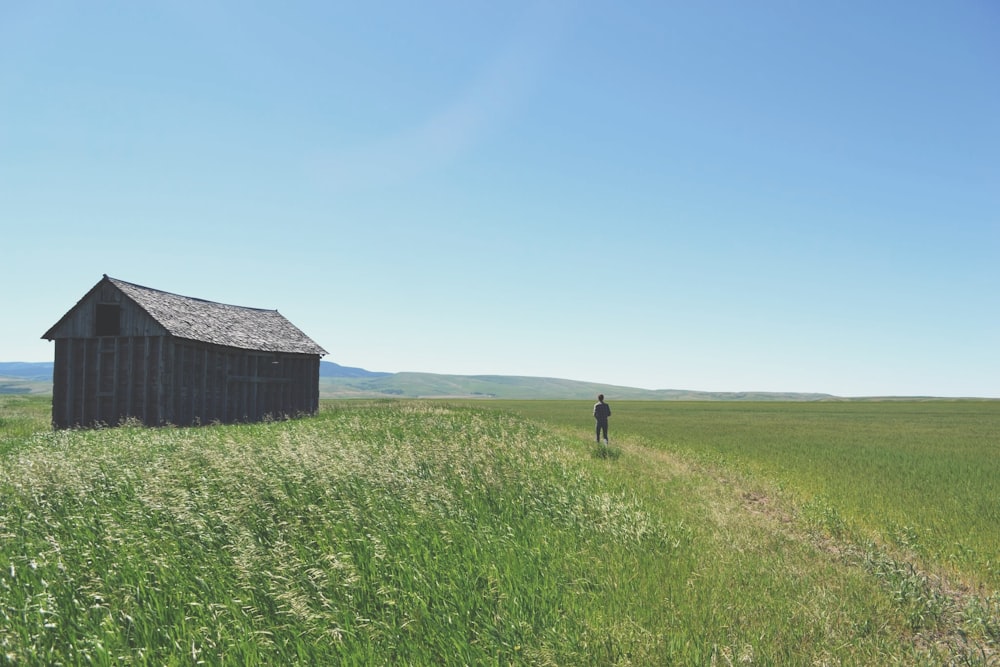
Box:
[52,336,167,428]
[166,340,319,426]
[51,338,320,428]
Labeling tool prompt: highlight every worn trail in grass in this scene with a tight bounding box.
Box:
[591,433,998,664]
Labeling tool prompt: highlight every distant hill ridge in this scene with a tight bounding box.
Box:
[0,362,54,381]
[0,360,850,400]
[318,361,392,379]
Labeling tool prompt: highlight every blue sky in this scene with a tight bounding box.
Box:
[2,1,998,397]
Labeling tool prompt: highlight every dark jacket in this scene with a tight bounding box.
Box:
[593,401,611,421]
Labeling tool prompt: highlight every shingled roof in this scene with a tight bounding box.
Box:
[45,276,327,356]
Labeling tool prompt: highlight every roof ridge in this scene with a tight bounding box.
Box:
[105,275,278,313]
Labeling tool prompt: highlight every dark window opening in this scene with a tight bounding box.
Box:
[96,304,121,336]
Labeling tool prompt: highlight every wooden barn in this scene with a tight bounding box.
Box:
[42,275,327,428]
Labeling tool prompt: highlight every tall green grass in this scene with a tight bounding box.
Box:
[0,396,50,456]
[1,401,681,664]
[2,397,997,664]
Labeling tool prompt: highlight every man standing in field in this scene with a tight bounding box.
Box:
[594,394,611,445]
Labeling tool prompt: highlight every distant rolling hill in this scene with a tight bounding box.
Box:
[0,362,53,381]
[319,368,836,401]
[319,361,392,379]
[0,362,54,394]
[2,360,836,401]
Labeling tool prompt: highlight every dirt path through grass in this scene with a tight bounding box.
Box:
[594,428,1000,665]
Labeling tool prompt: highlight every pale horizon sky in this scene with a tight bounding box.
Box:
[2,2,998,398]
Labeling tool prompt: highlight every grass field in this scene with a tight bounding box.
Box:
[2,394,998,664]
[498,400,1000,588]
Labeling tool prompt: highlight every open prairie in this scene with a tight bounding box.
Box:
[497,400,1000,589]
[1,395,998,664]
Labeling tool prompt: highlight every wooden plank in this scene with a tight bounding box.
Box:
[241,354,249,421]
[179,343,186,424]
[123,336,136,418]
[221,350,230,422]
[62,341,73,428]
[310,357,318,414]
[155,338,162,425]
[201,347,208,422]
[252,355,259,421]
[93,338,102,424]
[190,344,198,424]
[113,336,122,422]
[80,339,89,426]
[141,337,149,425]
[160,339,179,424]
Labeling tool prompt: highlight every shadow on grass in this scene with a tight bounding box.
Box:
[591,443,622,460]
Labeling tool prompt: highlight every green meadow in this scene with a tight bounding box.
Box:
[500,400,1000,588]
[1,395,998,665]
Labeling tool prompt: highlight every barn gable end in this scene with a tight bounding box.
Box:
[42,275,327,428]
[43,277,170,341]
